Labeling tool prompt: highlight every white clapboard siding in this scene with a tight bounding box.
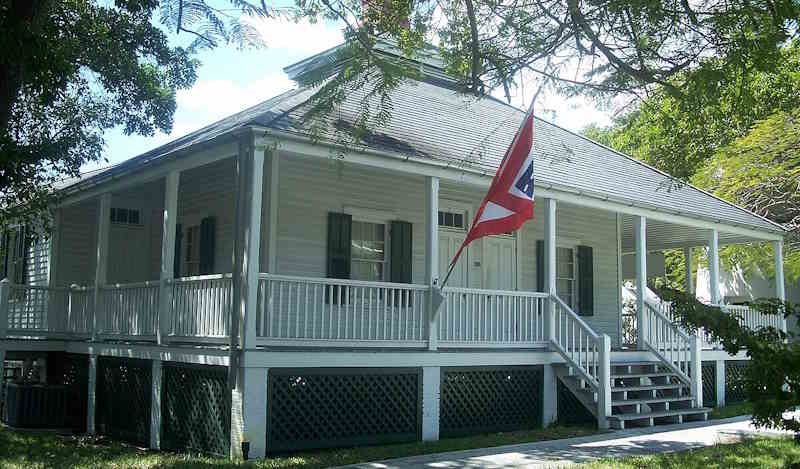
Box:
[57,200,97,286]
[274,155,428,283]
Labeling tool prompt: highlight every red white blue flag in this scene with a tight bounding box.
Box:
[447,103,536,278]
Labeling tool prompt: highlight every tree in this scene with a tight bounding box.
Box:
[581,42,800,179]
[0,0,274,231]
[663,289,800,434]
[694,108,800,282]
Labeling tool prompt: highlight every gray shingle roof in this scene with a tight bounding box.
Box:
[63,46,784,235]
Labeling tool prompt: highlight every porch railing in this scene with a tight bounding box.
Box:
[1,275,231,342]
[550,294,612,429]
[643,302,693,385]
[255,274,429,347]
[719,304,783,333]
[438,288,548,347]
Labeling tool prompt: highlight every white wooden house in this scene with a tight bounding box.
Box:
[0,41,789,458]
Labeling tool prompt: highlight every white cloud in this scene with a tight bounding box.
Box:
[175,73,294,121]
[246,17,344,55]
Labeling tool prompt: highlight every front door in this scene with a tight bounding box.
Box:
[438,230,468,287]
[483,235,516,291]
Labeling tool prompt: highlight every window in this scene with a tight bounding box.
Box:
[350,220,386,282]
[183,225,201,276]
[438,210,465,230]
[556,246,576,308]
[110,207,141,225]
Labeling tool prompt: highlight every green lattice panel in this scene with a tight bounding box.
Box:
[725,361,749,404]
[96,357,151,445]
[702,362,717,407]
[47,352,89,433]
[268,368,421,452]
[161,363,230,457]
[440,366,543,437]
[557,379,595,426]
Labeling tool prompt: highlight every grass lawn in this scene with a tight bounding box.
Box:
[0,425,598,469]
[576,437,800,468]
[710,401,753,420]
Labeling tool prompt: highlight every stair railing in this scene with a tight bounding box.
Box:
[643,302,702,405]
[550,294,611,429]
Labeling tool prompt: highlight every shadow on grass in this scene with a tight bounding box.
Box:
[0,424,600,469]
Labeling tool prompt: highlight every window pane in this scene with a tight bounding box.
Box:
[352,221,385,260]
[129,210,140,225]
[454,213,464,228]
[444,212,454,227]
[352,260,382,282]
[438,211,444,226]
[110,208,117,223]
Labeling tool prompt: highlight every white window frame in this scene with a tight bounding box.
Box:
[555,237,581,310]
[343,206,393,282]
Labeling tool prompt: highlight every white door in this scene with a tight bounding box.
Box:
[438,230,468,287]
[483,236,516,291]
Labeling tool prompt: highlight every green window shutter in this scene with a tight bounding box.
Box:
[536,240,544,292]
[173,223,182,278]
[390,221,413,284]
[326,212,352,279]
[199,217,216,275]
[577,245,594,316]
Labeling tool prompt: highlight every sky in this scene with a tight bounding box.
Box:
[94,17,613,171]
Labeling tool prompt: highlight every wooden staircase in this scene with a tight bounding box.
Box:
[556,359,710,430]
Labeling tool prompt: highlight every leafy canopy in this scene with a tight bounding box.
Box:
[0,0,275,231]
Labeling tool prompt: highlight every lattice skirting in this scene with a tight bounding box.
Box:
[161,363,230,457]
[440,366,543,437]
[557,379,595,426]
[725,360,749,404]
[46,352,89,432]
[701,361,716,407]
[96,356,152,446]
[268,368,421,452]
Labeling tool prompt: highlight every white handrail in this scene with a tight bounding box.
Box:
[258,273,428,290]
[549,293,611,428]
[643,302,692,386]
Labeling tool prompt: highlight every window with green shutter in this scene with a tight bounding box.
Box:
[199,217,216,275]
[577,245,594,316]
[326,212,352,280]
[390,221,412,284]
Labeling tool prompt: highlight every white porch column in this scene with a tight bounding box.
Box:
[158,171,180,344]
[243,146,265,349]
[92,193,111,340]
[683,247,694,294]
[421,366,441,441]
[241,365,268,458]
[265,150,280,274]
[544,198,557,343]
[150,359,162,449]
[690,334,703,407]
[634,215,647,349]
[708,229,721,305]
[0,278,9,339]
[714,359,726,408]
[597,334,612,430]
[87,353,98,435]
[48,209,61,288]
[426,176,440,351]
[541,364,558,427]
[774,240,787,332]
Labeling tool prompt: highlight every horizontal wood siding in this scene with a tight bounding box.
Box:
[57,200,97,287]
[178,157,236,274]
[275,156,428,283]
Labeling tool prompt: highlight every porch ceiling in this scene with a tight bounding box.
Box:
[619,214,766,252]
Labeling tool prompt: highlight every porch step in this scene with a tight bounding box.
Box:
[611,383,688,393]
[612,396,694,406]
[608,408,710,430]
[611,372,679,379]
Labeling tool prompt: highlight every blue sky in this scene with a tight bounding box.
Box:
[95,18,612,171]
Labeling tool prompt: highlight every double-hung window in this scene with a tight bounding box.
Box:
[350,220,386,282]
[556,246,576,308]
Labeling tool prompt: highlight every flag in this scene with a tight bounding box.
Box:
[445,103,536,285]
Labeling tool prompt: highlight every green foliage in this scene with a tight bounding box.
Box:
[581,43,800,180]
[661,289,800,433]
[0,1,275,231]
[694,108,800,282]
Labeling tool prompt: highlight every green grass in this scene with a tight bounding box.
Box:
[575,437,800,468]
[710,401,753,420]
[0,425,598,469]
